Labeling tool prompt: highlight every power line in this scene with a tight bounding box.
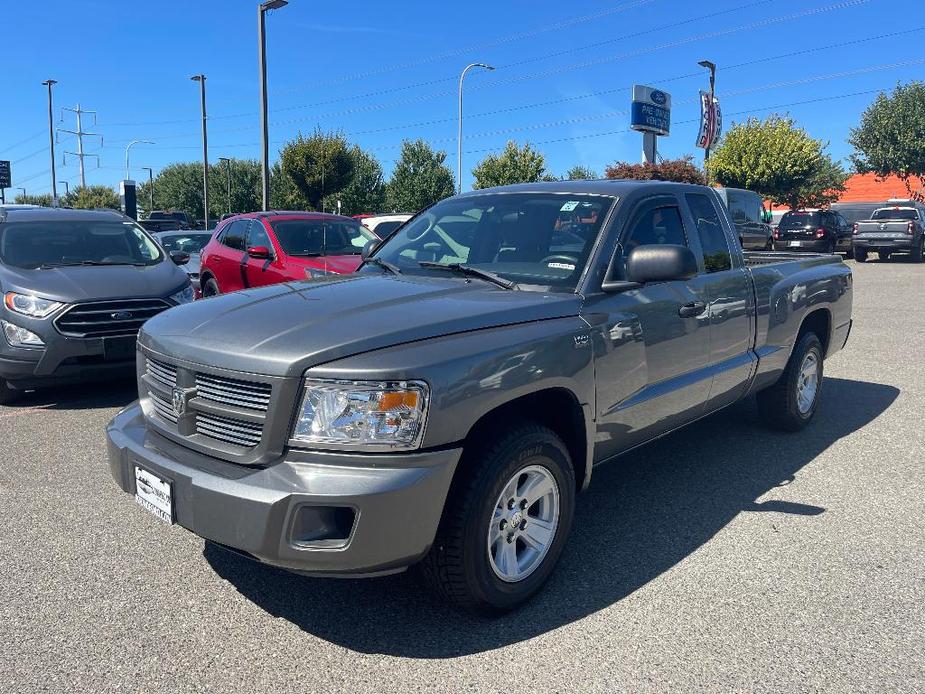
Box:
[0,130,46,156]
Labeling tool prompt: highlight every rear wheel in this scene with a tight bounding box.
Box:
[757,332,824,432]
[419,422,576,614]
[854,249,868,262]
[878,251,892,262]
[911,238,924,263]
[202,277,220,298]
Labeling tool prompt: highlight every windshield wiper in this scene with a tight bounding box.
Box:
[364,256,402,275]
[417,262,516,290]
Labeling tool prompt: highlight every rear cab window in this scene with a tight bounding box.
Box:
[871,208,919,221]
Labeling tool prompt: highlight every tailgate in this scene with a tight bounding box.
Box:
[856,221,909,238]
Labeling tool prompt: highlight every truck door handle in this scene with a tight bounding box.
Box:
[678,301,706,318]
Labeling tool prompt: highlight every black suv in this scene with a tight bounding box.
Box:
[0,206,194,403]
[773,209,853,255]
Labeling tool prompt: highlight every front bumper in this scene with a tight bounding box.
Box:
[107,403,461,576]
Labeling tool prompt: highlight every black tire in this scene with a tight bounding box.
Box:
[0,377,21,405]
[878,251,891,262]
[911,238,924,263]
[843,245,854,260]
[854,249,868,262]
[202,277,220,298]
[757,332,824,432]
[419,422,576,615]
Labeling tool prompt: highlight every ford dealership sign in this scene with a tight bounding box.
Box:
[630,85,671,136]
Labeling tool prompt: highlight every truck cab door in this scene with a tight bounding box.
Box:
[585,195,712,461]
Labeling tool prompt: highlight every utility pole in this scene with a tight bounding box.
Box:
[41,80,58,205]
[141,167,154,214]
[58,104,102,188]
[190,75,209,229]
[259,0,288,211]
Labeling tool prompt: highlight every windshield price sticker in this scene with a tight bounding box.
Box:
[560,201,580,212]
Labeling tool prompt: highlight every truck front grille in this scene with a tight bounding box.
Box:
[141,354,274,456]
[55,299,171,338]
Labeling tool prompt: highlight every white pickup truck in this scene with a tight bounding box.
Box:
[852,203,925,262]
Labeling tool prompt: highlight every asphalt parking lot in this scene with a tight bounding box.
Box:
[1,258,923,693]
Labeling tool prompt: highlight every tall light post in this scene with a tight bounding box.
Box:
[258,0,288,211]
[698,60,716,163]
[191,74,210,228]
[58,180,69,196]
[141,167,154,214]
[218,157,232,215]
[124,139,154,181]
[457,63,494,194]
[16,187,26,199]
[41,79,58,205]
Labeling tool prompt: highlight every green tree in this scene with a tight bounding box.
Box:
[12,193,53,206]
[63,184,120,210]
[386,139,455,212]
[849,82,925,200]
[564,165,598,180]
[279,130,353,210]
[323,146,386,215]
[138,162,207,220]
[207,158,263,216]
[605,156,705,184]
[269,161,309,210]
[707,115,847,209]
[471,140,551,189]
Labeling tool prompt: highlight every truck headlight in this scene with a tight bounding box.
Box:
[3,292,63,318]
[168,284,195,305]
[292,379,429,449]
[1,320,45,347]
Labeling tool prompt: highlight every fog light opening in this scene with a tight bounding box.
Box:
[289,505,356,548]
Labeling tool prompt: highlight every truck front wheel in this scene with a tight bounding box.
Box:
[757,332,824,431]
[420,423,576,614]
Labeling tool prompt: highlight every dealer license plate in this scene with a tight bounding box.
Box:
[788,241,802,247]
[134,466,173,524]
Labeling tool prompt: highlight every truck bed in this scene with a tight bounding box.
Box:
[743,250,842,268]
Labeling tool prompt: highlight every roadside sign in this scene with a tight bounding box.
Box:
[630,85,671,136]
[696,93,722,150]
[0,160,11,189]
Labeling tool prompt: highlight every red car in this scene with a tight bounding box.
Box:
[198,212,378,297]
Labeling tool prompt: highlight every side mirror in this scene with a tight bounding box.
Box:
[361,239,379,260]
[247,245,271,260]
[625,244,698,284]
[169,250,190,266]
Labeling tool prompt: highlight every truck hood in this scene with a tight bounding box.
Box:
[139,273,581,377]
[1,261,190,303]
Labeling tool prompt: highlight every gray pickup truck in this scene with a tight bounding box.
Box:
[852,203,925,262]
[106,181,852,614]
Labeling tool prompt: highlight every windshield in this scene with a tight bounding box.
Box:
[0,220,163,269]
[872,208,918,221]
[368,193,614,291]
[780,211,821,228]
[158,233,212,254]
[270,219,376,256]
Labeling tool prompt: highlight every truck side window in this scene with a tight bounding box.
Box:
[686,193,731,273]
[622,205,687,259]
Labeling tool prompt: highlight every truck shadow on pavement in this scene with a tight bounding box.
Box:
[204,376,898,658]
[1,377,137,411]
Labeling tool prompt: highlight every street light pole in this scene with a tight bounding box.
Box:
[457,62,494,194]
[17,187,26,199]
[41,79,58,205]
[191,75,210,229]
[698,60,717,163]
[124,139,154,181]
[219,157,232,215]
[58,180,69,196]
[258,0,288,211]
[141,167,154,214]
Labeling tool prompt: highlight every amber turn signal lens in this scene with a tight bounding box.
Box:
[377,391,419,411]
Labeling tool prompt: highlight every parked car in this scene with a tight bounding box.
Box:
[356,213,414,239]
[148,210,192,230]
[156,231,213,295]
[773,209,853,255]
[713,187,774,249]
[198,211,378,296]
[852,203,925,262]
[0,207,194,403]
[107,180,852,614]
[139,219,183,234]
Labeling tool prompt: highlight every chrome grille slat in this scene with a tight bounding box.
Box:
[195,374,271,412]
[146,358,177,388]
[149,390,178,423]
[56,299,171,338]
[196,413,262,447]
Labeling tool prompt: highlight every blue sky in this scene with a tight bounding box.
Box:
[2,0,923,197]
